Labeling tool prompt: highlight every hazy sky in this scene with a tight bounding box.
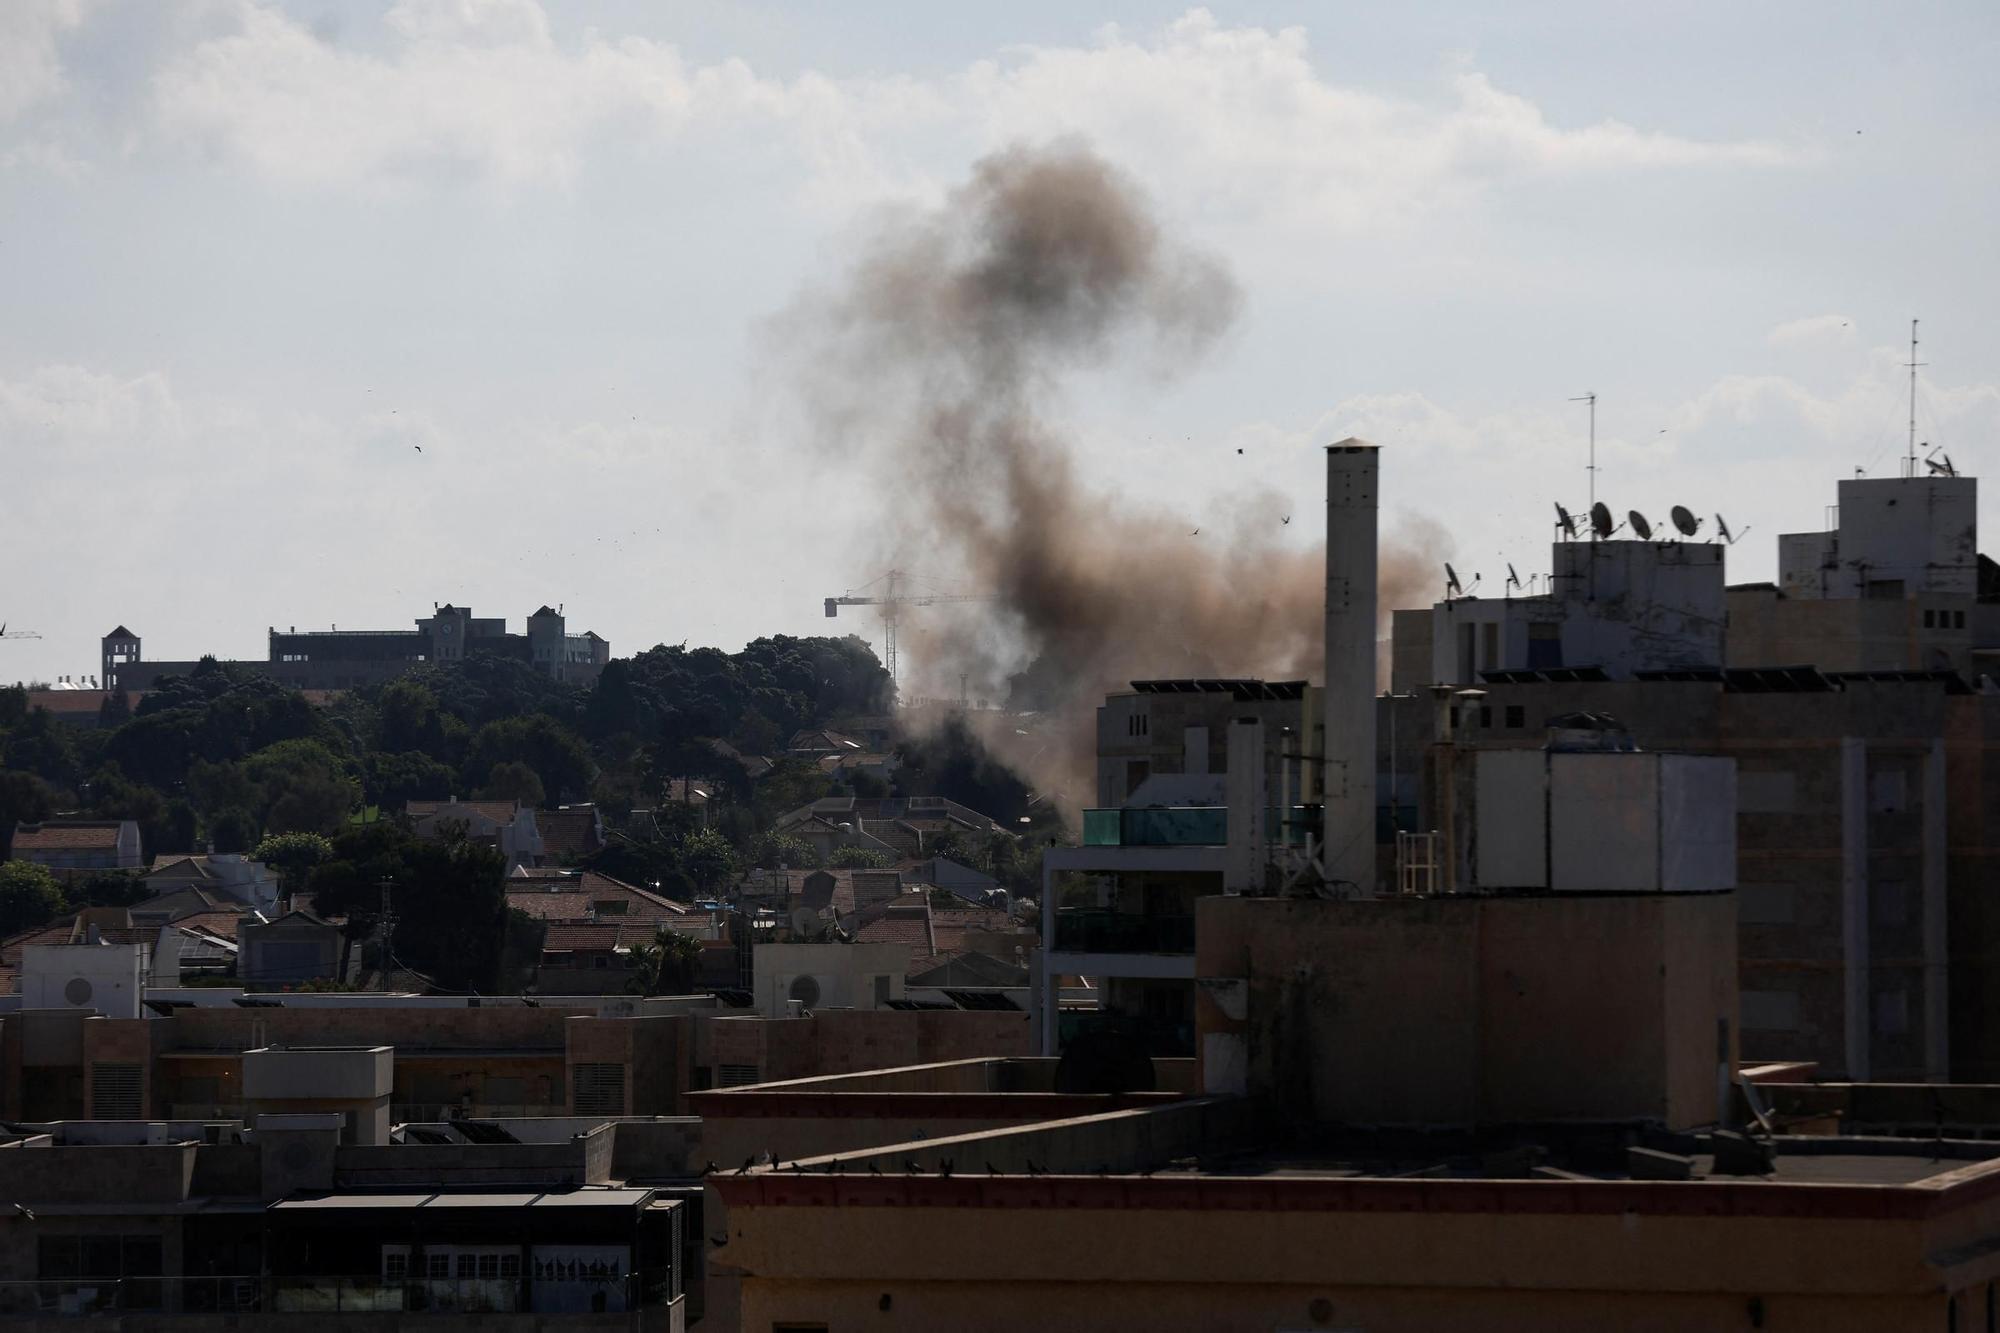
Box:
[5,0,1997,689]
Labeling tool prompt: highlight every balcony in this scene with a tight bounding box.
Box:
[1053,909,1195,955]
[1081,806,1320,848]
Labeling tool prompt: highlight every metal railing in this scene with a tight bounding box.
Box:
[0,1275,649,1316]
[1052,910,1195,955]
[1396,830,1441,895]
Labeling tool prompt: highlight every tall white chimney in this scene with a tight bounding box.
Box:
[1324,439,1380,892]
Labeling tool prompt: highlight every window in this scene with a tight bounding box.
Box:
[1957,610,1968,629]
[572,1062,627,1116]
[383,1252,409,1281]
[1873,880,1909,927]
[1741,989,1800,1031]
[1875,989,1910,1036]
[1924,610,1937,629]
[1479,705,1492,729]
[91,1062,143,1119]
[427,1255,450,1280]
[1737,770,1798,814]
[1482,622,1500,669]
[1738,885,1795,925]
[1504,705,1525,730]
[500,1254,521,1279]
[458,1255,476,1279]
[477,1254,500,1279]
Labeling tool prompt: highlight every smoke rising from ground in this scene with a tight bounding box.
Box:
[786,143,1439,807]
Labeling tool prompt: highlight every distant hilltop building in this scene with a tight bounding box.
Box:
[103,603,609,693]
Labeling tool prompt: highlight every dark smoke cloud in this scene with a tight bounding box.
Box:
[785,142,1441,807]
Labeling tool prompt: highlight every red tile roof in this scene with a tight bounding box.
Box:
[930,907,1027,955]
[541,923,629,952]
[505,872,693,923]
[537,806,604,859]
[173,910,247,941]
[11,823,127,851]
[406,800,522,824]
[852,903,935,955]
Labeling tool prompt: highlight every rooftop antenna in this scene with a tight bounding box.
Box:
[1906,319,1926,478]
[1570,392,1598,508]
[1669,505,1702,539]
[1553,502,1577,540]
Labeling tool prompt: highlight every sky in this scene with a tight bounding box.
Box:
[4,0,1998,690]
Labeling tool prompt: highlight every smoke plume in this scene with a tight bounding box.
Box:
[786,143,1439,808]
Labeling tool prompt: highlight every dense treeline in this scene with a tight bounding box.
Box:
[0,634,1049,974]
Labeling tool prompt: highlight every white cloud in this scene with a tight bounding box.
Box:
[134,2,1805,222]
[1766,314,1855,348]
[0,0,92,123]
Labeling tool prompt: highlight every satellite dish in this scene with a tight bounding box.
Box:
[1669,505,1701,538]
[1506,563,1522,591]
[1927,453,1957,478]
[1628,511,1653,541]
[1554,502,1577,539]
[1714,514,1748,546]
[1445,562,1464,597]
[1589,502,1614,539]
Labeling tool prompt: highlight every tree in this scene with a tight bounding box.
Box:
[925,828,968,865]
[0,772,58,858]
[3,708,79,786]
[243,739,358,836]
[0,685,26,729]
[254,831,335,902]
[391,838,510,991]
[207,808,260,855]
[374,680,452,761]
[747,830,816,871]
[628,928,704,996]
[463,714,593,807]
[0,860,66,938]
[363,751,454,810]
[477,760,545,808]
[828,845,893,870]
[680,827,736,895]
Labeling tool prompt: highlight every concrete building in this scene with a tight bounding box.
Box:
[103,602,611,693]
[0,1113,687,1324]
[142,854,280,911]
[1385,465,2000,1083]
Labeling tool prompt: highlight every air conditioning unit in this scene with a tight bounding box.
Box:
[777,973,837,1013]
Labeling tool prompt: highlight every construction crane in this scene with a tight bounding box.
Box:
[823,570,993,681]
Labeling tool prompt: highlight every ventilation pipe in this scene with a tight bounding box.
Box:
[1323,440,1380,893]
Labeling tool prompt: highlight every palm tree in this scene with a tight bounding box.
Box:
[628,928,705,996]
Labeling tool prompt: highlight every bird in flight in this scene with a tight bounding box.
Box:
[1190,528,1200,536]
[1281,516,1291,525]
[414,445,422,452]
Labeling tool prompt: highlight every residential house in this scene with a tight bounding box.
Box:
[237,910,341,986]
[535,804,607,864]
[9,820,143,871]
[142,853,281,909]
[406,798,543,870]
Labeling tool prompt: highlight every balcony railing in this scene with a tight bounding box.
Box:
[0,1274,664,1317]
[1053,909,1195,955]
[1081,806,1321,848]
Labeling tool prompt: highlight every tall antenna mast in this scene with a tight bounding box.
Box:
[1570,392,1597,507]
[1906,319,1926,478]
